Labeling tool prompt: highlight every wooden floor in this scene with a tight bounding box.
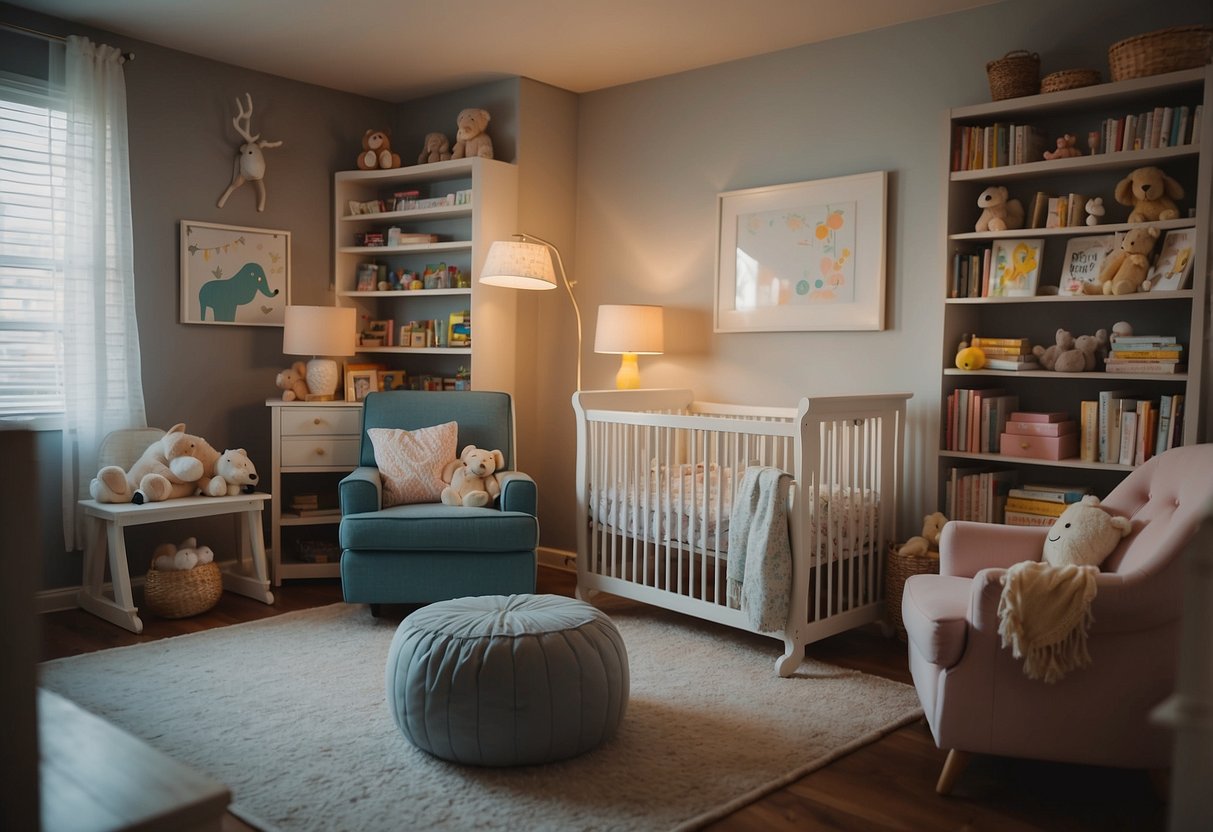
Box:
[38,568,1167,832]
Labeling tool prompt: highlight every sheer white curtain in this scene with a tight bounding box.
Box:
[58,36,145,549]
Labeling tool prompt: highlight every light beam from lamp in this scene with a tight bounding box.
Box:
[480,233,583,391]
[282,305,357,400]
[594,304,664,390]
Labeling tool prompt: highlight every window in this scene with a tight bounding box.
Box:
[0,71,65,415]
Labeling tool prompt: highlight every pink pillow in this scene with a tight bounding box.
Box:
[367,422,457,506]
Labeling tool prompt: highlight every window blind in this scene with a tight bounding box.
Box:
[0,72,65,414]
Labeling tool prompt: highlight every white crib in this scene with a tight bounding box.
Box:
[572,388,910,676]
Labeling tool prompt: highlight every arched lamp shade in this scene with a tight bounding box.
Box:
[283,305,357,400]
[593,304,664,389]
[480,241,558,290]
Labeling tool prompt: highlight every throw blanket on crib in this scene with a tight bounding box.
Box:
[726,466,792,633]
[997,560,1098,684]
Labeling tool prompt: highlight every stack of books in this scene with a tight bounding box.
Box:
[970,336,1038,371]
[1104,333,1185,375]
[945,465,1017,523]
[999,411,1078,460]
[289,494,340,517]
[945,387,1020,453]
[1004,483,1091,527]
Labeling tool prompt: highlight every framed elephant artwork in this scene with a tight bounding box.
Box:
[180,220,291,325]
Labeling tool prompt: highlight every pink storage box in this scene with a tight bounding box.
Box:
[1004,420,1078,437]
[1000,431,1079,460]
[1008,411,1069,423]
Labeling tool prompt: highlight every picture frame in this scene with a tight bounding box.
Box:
[180,220,290,326]
[1147,228,1197,291]
[346,369,378,403]
[1057,234,1117,296]
[988,238,1044,297]
[378,370,406,391]
[714,171,887,332]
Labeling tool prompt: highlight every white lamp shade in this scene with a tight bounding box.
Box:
[283,306,357,357]
[480,240,558,290]
[594,304,665,355]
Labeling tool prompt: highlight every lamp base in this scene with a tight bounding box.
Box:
[305,358,340,398]
[614,353,640,390]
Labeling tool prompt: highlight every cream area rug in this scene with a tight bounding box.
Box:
[39,602,922,832]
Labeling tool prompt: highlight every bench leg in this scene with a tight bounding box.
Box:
[219,508,275,605]
[76,518,143,634]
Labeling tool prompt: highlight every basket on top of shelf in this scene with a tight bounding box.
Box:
[986,50,1041,101]
[885,542,940,643]
[1108,25,1213,82]
[1041,68,1101,94]
[144,561,223,618]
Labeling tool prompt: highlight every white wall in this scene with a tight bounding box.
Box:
[532,0,1211,548]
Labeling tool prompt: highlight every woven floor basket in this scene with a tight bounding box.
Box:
[144,561,223,618]
[885,543,940,643]
[1108,25,1213,81]
[1041,68,1101,93]
[986,50,1040,100]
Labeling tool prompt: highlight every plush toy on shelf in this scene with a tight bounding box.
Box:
[1084,196,1105,226]
[1032,327,1108,372]
[275,361,309,401]
[898,512,949,558]
[954,334,987,371]
[440,445,505,507]
[1096,226,1160,295]
[974,185,1024,232]
[89,423,208,504]
[356,129,401,171]
[1114,166,1183,223]
[1043,133,1082,160]
[450,108,493,160]
[417,132,451,164]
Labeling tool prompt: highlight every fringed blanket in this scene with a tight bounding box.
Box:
[998,560,1098,684]
[725,466,792,633]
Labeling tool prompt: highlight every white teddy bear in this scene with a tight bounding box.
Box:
[203,448,259,496]
[151,537,215,571]
[440,445,505,507]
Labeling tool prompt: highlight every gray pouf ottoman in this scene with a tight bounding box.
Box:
[385,594,629,766]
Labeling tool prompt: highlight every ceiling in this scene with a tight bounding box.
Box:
[8,0,998,101]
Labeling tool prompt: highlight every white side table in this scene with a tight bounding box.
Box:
[77,493,275,634]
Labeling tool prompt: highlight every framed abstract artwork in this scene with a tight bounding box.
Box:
[714,171,887,332]
[180,220,290,326]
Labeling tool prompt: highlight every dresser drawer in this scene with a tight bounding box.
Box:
[280,407,362,437]
[280,437,361,468]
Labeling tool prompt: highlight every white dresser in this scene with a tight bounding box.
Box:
[267,399,362,584]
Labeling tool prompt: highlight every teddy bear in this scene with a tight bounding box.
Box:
[450,108,493,160]
[1042,133,1082,160]
[974,185,1024,232]
[1042,495,1131,569]
[440,444,505,507]
[1032,328,1108,373]
[151,537,216,571]
[1084,196,1104,226]
[90,423,209,504]
[417,132,451,164]
[1114,166,1183,223]
[206,448,259,496]
[356,129,401,171]
[898,512,948,558]
[276,361,309,401]
[1095,226,1160,295]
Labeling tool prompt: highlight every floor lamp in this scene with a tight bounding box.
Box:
[480,233,583,391]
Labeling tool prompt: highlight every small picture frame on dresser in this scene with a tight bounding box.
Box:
[346,370,378,402]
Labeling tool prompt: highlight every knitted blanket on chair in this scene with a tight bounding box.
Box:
[997,560,1098,684]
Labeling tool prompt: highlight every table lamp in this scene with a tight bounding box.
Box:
[282,305,357,400]
[481,233,583,390]
[593,304,664,389]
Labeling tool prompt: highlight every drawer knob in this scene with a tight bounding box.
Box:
[313,418,323,426]
[1021,441,1030,449]
[315,448,325,456]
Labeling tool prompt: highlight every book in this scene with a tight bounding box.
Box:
[1005,497,1068,517]
[291,507,341,517]
[982,357,1040,371]
[1057,234,1116,296]
[1021,482,1092,494]
[1065,193,1086,228]
[1104,362,1186,374]
[1045,196,1065,228]
[1008,487,1087,504]
[1135,400,1157,465]
[1009,411,1068,423]
[1110,350,1183,360]
[1029,191,1049,228]
[984,394,1019,453]
[1118,411,1138,466]
[1146,228,1197,291]
[989,238,1043,297]
[1098,389,1137,464]
[971,336,1030,349]
[1079,400,1098,462]
[1004,510,1058,528]
[1155,394,1173,456]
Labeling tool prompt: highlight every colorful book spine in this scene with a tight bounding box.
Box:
[1004,510,1058,528]
[1005,497,1068,517]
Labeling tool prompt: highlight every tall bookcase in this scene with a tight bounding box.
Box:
[939,67,1212,511]
[333,157,519,394]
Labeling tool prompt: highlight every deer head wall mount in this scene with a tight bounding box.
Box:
[217,93,283,212]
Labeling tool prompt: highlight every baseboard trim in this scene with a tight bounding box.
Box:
[538,546,576,573]
[36,558,243,615]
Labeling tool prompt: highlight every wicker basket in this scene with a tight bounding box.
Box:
[144,561,223,618]
[1108,25,1213,81]
[1041,68,1101,93]
[986,50,1040,100]
[885,543,940,643]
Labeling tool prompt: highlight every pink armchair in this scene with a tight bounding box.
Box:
[903,444,1213,794]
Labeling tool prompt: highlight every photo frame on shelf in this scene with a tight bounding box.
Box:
[1147,227,1197,292]
[180,220,290,326]
[346,369,378,403]
[714,171,887,332]
[1057,234,1118,296]
[988,237,1044,297]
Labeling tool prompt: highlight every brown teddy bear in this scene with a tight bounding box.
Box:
[356,129,401,170]
[974,185,1024,232]
[417,132,451,164]
[1033,328,1108,373]
[1114,166,1183,223]
[1043,133,1082,160]
[1095,226,1160,295]
[450,108,493,160]
[275,361,309,401]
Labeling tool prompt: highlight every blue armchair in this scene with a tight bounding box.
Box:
[338,391,538,613]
